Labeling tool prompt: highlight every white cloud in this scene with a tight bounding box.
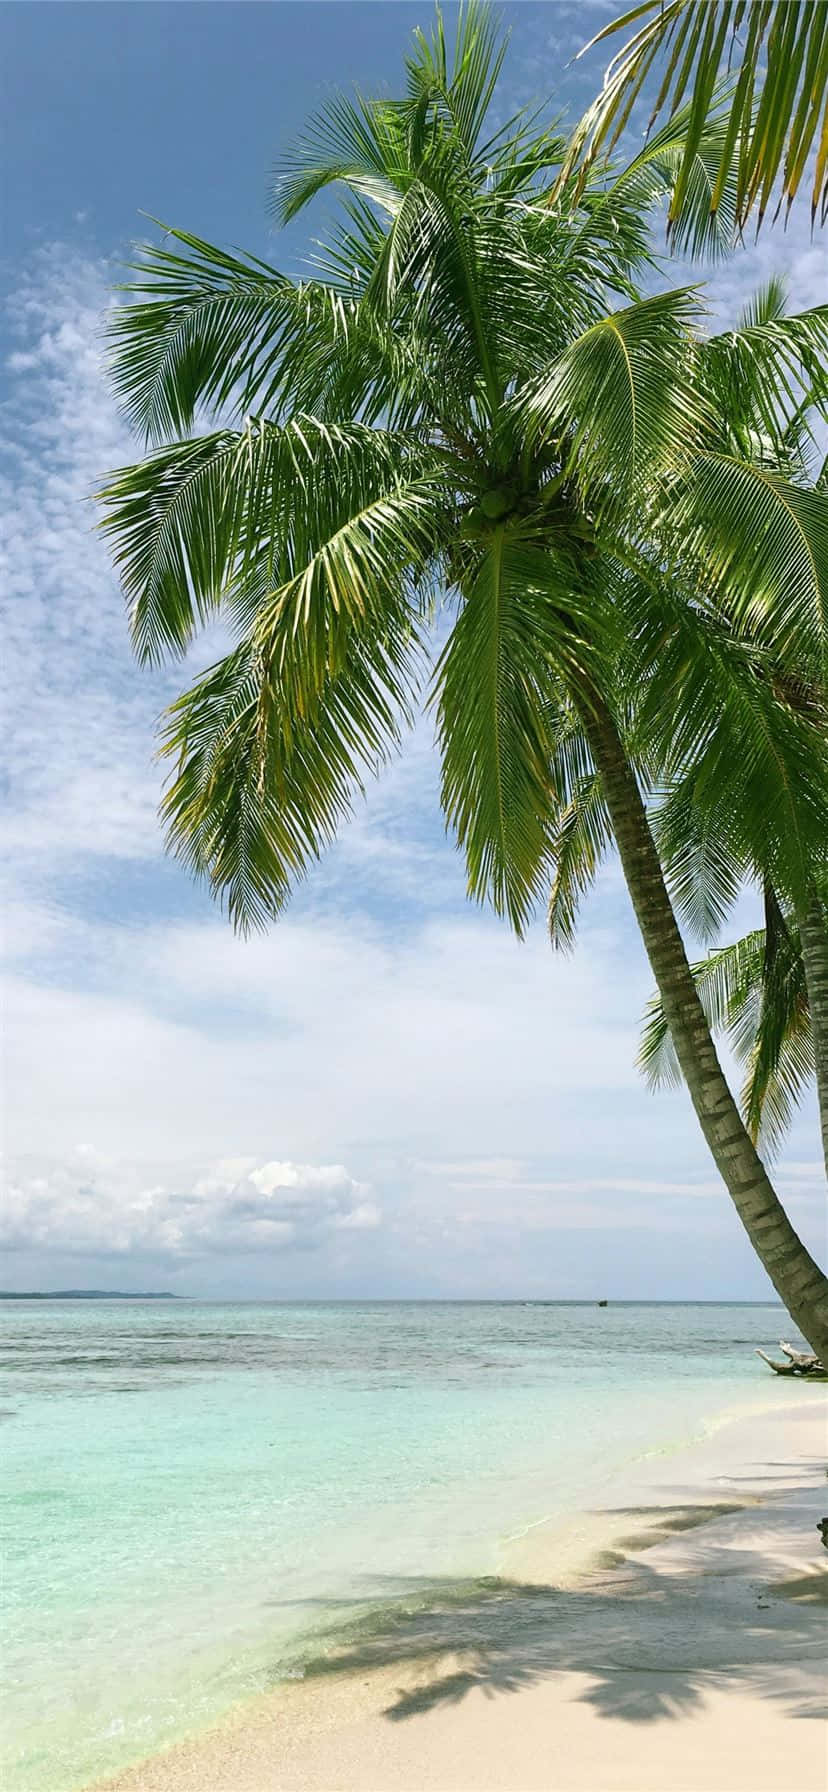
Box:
[1,904,646,1167]
[1,1149,376,1263]
[0,248,168,871]
[698,194,828,325]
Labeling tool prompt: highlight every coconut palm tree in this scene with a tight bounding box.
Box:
[546,277,828,1172]
[560,0,828,236]
[98,5,828,1353]
[643,279,828,1172]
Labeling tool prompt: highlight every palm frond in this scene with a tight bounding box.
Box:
[109,231,304,440]
[547,768,611,951]
[273,2,507,227]
[700,301,828,465]
[651,780,743,942]
[639,898,813,1157]
[161,608,423,931]
[108,223,442,444]
[640,929,767,1090]
[559,0,828,234]
[98,429,248,662]
[434,532,590,935]
[520,289,708,513]
[98,418,446,666]
[600,96,742,261]
[676,453,828,670]
[274,91,411,225]
[741,883,813,1151]
[407,0,508,158]
[621,558,828,910]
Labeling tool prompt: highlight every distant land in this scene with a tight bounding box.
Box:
[0,1290,178,1301]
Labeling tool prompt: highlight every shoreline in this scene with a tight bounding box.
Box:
[96,1396,827,1792]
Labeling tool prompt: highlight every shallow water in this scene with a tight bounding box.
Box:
[0,1299,800,1791]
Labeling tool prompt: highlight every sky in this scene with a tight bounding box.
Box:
[1,1,826,1300]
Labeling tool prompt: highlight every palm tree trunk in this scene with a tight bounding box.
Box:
[576,687,828,1361]
[796,886,828,1178]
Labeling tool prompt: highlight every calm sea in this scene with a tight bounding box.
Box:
[0,1298,802,1791]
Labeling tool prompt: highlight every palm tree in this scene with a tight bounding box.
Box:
[99,6,828,1354]
[546,279,828,1171]
[559,0,828,235]
[642,279,828,1173]
[639,883,816,1160]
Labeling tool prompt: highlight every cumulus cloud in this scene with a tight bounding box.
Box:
[1,1149,378,1264]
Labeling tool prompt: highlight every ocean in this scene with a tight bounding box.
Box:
[0,1298,804,1792]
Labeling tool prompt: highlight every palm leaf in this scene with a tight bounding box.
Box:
[620,558,828,910]
[407,0,507,157]
[638,931,769,1093]
[107,228,421,443]
[651,779,744,942]
[559,0,828,233]
[98,419,445,666]
[274,91,411,225]
[639,895,813,1156]
[547,769,612,951]
[700,297,828,465]
[600,96,742,261]
[676,453,828,671]
[434,532,591,935]
[161,614,423,932]
[520,289,708,513]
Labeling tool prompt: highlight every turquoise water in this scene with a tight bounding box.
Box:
[0,1299,801,1791]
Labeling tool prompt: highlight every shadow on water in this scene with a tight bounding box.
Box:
[266,1499,827,1730]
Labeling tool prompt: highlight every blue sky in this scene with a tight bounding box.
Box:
[1,2,825,1299]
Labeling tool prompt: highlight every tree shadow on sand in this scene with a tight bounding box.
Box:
[275,1498,827,1730]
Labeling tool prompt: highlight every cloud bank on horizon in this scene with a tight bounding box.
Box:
[1,4,825,1298]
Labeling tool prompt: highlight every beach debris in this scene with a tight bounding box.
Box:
[755,1340,827,1379]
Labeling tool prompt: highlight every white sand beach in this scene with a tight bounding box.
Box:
[98,1398,827,1792]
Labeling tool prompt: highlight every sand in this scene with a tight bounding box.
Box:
[98,1398,827,1792]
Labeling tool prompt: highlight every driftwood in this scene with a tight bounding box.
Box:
[755,1339,828,1380]
[779,1339,822,1367]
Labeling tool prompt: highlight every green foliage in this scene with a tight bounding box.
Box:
[521,288,707,512]
[639,887,814,1157]
[161,619,422,932]
[594,99,745,262]
[700,290,828,469]
[100,1,828,959]
[99,419,446,667]
[676,455,828,673]
[560,0,828,235]
[434,535,593,933]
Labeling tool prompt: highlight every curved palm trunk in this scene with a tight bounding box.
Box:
[796,887,828,1178]
[576,688,828,1361]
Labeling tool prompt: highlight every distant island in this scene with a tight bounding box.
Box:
[0,1290,178,1301]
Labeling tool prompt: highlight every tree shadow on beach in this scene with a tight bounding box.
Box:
[274,1498,827,1731]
